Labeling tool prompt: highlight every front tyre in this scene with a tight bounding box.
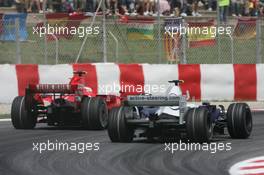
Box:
[107,107,134,142]
[81,97,108,130]
[185,107,213,143]
[227,103,252,139]
[11,96,36,129]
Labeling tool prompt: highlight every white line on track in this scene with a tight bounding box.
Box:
[252,109,264,112]
[0,119,11,122]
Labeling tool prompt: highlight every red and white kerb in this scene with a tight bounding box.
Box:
[229,156,264,175]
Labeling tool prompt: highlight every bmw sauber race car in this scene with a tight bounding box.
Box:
[11,71,121,130]
[108,80,253,143]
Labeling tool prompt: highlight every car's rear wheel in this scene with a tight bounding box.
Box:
[81,97,108,130]
[185,107,213,143]
[107,107,134,142]
[227,103,252,139]
[11,96,36,129]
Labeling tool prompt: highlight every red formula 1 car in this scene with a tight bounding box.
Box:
[11,71,121,130]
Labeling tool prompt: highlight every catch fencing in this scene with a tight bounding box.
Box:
[0,16,263,64]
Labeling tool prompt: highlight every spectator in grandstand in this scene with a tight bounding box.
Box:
[85,0,96,15]
[134,0,144,15]
[26,0,42,13]
[249,0,258,16]
[188,0,201,16]
[129,0,137,15]
[117,0,138,15]
[219,0,229,24]
[142,0,171,16]
[109,0,118,15]
[230,0,242,16]
[260,0,264,16]
[128,0,139,15]
[0,0,14,7]
[207,0,217,10]
[243,0,250,15]
[144,0,158,15]
[243,0,258,15]
[62,0,74,12]
[158,0,170,15]
[207,0,212,11]
[120,0,132,15]
[15,0,27,12]
[170,0,181,16]
[170,0,187,16]
[25,0,31,11]
[45,0,54,12]
[73,0,85,11]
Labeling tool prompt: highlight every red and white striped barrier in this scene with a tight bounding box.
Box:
[0,63,263,103]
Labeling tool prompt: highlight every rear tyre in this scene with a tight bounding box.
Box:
[227,103,252,139]
[11,96,36,129]
[81,97,108,130]
[185,107,213,143]
[107,107,134,142]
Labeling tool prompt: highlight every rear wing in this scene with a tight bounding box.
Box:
[123,95,182,106]
[27,84,78,94]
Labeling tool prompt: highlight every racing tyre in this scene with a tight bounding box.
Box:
[227,103,252,139]
[185,107,213,143]
[11,96,36,129]
[107,107,134,142]
[81,97,108,130]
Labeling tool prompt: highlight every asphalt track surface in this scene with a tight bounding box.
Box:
[0,112,263,175]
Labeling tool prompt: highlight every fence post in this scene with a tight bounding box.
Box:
[43,15,48,64]
[230,36,234,63]
[15,18,21,64]
[216,0,221,63]
[256,17,262,64]
[157,0,162,63]
[50,34,59,64]
[43,0,48,64]
[182,19,187,64]
[102,0,107,63]
[109,31,119,62]
[182,34,187,64]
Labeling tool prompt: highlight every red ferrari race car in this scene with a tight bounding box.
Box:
[11,71,121,130]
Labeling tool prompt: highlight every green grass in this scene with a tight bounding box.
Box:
[0,19,263,64]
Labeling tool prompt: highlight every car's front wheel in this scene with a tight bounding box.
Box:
[227,103,252,139]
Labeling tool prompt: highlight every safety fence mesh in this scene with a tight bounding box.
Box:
[0,16,263,64]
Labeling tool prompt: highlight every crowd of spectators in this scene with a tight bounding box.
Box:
[0,0,263,17]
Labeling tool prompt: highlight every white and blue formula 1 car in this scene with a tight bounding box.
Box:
[107,80,253,143]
